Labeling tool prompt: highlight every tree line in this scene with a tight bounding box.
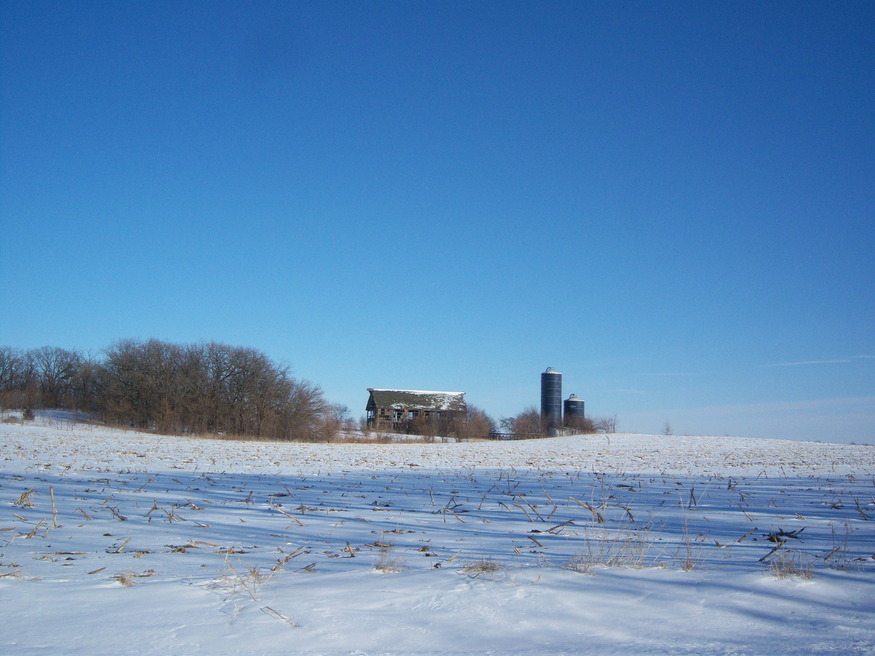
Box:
[497,407,618,438]
[0,340,332,441]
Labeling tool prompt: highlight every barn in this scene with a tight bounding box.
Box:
[365,388,467,436]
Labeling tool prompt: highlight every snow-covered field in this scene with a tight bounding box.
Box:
[2,415,873,655]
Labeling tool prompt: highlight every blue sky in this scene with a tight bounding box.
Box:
[1,1,873,442]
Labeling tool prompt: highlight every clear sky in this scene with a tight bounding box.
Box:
[1,1,873,443]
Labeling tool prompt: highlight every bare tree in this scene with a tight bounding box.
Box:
[456,405,495,440]
[28,346,83,409]
[70,352,103,417]
[101,339,181,430]
[498,416,516,433]
[329,403,356,433]
[0,347,27,409]
[564,414,597,434]
[410,413,439,441]
[592,414,618,433]
[279,377,331,441]
[512,406,547,438]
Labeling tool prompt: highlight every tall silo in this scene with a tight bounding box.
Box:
[564,394,585,427]
[541,367,562,435]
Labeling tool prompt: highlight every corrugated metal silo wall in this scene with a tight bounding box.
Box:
[564,398,585,425]
[541,369,562,432]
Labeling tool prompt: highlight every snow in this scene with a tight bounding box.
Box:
[1,415,873,655]
[369,389,466,395]
[367,389,466,411]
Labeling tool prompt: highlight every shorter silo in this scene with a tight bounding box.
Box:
[564,394,585,427]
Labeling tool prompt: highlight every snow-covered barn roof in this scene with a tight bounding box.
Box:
[366,389,467,412]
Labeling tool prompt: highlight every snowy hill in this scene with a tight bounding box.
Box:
[1,417,873,655]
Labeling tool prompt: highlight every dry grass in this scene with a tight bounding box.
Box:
[213,554,283,600]
[460,559,504,577]
[374,543,406,573]
[112,569,156,586]
[769,550,814,579]
[565,525,659,574]
[678,517,700,572]
[13,489,35,508]
[822,521,866,571]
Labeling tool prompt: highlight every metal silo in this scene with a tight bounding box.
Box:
[564,394,585,427]
[541,367,562,435]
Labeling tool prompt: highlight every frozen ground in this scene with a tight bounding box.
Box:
[1,415,873,655]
